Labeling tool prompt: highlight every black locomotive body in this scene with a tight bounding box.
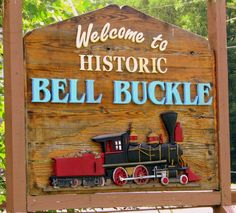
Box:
[93,112,183,166]
[128,142,182,165]
[91,111,200,186]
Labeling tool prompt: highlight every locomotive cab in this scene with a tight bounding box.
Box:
[92,132,129,165]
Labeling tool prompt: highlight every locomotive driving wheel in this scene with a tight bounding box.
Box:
[113,167,128,186]
[133,165,149,185]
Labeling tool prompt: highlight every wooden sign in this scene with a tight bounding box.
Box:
[24,5,217,196]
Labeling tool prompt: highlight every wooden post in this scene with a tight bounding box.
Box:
[207,0,232,212]
[3,0,27,212]
[232,191,236,204]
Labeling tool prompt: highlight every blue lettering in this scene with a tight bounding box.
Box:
[113,81,131,104]
[183,82,198,105]
[69,79,85,103]
[148,81,165,105]
[131,81,147,105]
[165,82,183,105]
[32,78,51,102]
[197,83,213,105]
[86,80,102,103]
[51,79,69,103]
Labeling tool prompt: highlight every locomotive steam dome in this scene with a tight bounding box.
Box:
[147,131,158,144]
[129,126,138,144]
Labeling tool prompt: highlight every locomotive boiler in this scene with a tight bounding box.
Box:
[50,111,200,188]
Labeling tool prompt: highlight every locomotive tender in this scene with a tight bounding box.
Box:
[50,111,200,188]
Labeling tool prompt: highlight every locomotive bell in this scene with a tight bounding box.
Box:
[160,111,177,144]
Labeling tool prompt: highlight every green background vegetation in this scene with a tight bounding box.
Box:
[0,0,235,210]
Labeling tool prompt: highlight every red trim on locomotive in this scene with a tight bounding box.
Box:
[186,168,201,182]
[53,153,105,177]
[148,136,158,142]
[105,151,123,154]
[105,141,113,152]
[130,135,138,141]
[175,122,183,142]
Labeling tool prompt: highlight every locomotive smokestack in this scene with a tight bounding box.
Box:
[161,111,177,144]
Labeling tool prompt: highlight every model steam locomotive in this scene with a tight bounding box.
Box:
[50,111,200,188]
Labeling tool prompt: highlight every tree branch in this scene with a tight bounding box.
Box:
[67,0,79,16]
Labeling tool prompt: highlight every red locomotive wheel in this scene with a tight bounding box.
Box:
[161,176,169,186]
[133,165,149,185]
[180,174,188,185]
[113,167,128,186]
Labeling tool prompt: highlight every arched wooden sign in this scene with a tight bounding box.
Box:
[4,1,232,212]
[24,5,217,195]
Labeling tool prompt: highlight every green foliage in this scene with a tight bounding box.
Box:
[23,0,73,31]
[23,0,105,32]
[95,0,207,36]
[22,0,207,36]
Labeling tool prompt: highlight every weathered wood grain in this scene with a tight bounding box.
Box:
[24,5,218,195]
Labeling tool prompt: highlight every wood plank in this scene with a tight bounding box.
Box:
[27,191,221,211]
